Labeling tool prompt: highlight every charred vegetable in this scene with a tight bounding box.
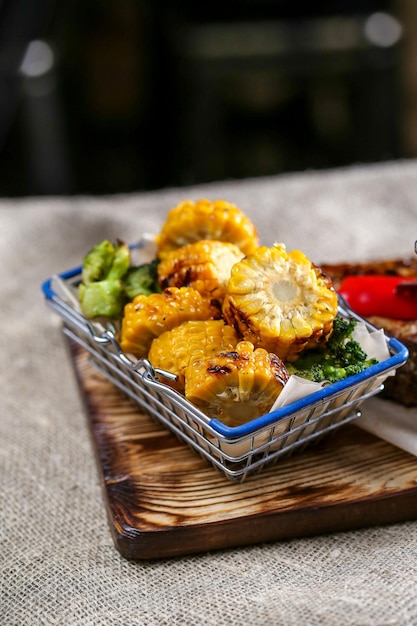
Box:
[120,287,222,358]
[123,259,161,299]
[185,340,289,427]
[148,319,239,392]
[155,198,260,258]
[222,243,338,362]
[79,239,130,319]
[287,316,378,383]
[78,240,161,319]
[157,239,244,301]
[339,275,417,320]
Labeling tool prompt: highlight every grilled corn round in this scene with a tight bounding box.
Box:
[185,340,289,426]
[222,243,338,361]
[148,319,239,391]
[155,198,260,258]
[119,287,221,358]
[157,239,244,301]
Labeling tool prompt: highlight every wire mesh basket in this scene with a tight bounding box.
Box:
[42,265,409,482]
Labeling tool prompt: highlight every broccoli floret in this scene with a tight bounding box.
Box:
[79,240,131,319]
[81,239,116,284]
[287,316,378,383]
[106,241,131,281]
[79,240,162,319]
[78,279,125,319]
[81,239,130,285]
[123,259,162,299]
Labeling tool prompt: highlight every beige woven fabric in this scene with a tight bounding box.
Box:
[2,160,417,625]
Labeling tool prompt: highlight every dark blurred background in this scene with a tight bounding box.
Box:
[0,0,415,196]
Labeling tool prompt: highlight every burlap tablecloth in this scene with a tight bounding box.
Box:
[2,160,417,625]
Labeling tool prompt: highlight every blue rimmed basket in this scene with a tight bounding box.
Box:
[42,264,409,482]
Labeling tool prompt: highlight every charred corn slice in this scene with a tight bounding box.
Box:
[185,341,289,427]
[222,243,338,362]
[155,198,260,258]
[119,287,221,358]
[157,239,244,301]
[148,320,239,392]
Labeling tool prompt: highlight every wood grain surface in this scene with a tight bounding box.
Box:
[68,340,417,560]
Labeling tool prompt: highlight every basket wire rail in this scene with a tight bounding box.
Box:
[42,266,409,482]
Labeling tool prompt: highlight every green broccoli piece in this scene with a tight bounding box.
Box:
[79,240,163,319]
[106,241,131,281]
[81,239,116,284]
[286,316,378,383]
[79,239,130,319]
[78,279,125,319]
[123,259,162,299]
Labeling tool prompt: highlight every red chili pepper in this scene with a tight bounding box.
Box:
[338,275,417,320]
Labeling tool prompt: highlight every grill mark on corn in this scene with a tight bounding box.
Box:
[207,364,233,375]
[224,299,258,341]
[269,354,291,385]
[221,350,244,359]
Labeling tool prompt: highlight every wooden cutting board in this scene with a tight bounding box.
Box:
[68,340,417,560]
